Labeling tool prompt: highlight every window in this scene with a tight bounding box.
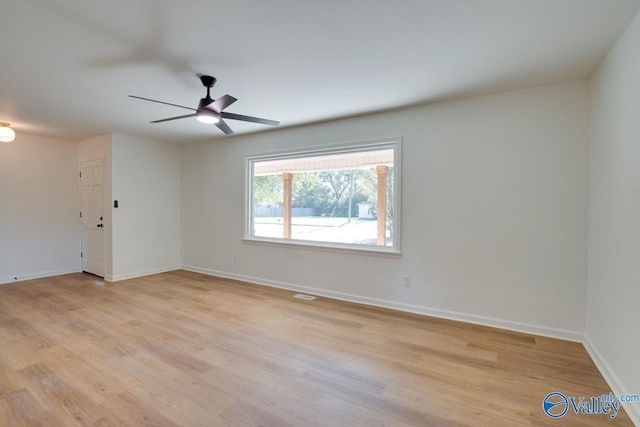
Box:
[245,139,401,254]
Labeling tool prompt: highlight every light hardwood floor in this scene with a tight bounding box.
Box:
[0,270,633,426]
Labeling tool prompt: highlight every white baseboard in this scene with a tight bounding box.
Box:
[0,267,81,285]
[106,265,181,282]
[0,264,585,343]
[583,337,640,425]
[181,265,584,343]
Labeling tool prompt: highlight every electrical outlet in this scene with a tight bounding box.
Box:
[403,275,411,287]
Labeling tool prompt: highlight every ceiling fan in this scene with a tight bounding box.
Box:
[128,75,279,135]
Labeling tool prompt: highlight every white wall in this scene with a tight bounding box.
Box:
[182,81,590,339]
[587,11,640,425]
[110,134,181,280]
[0,134,80,283]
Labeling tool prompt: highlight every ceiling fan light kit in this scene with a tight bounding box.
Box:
[196,108,219,124]
[129,75,279,135]
[0,122,16,143]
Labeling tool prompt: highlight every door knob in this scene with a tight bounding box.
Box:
[97,224,103,228]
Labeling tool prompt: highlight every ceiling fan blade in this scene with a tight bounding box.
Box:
[215,119,234,135]
[151,113,196,123]
[210,95,237,113]
[221,112,280,126]
[128,95,196,111]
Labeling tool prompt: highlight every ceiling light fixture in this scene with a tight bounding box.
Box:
[0,122,15,143]
[196,108,220,124]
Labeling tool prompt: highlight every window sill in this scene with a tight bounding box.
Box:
[242,236,402,258]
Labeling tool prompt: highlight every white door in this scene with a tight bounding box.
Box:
[80,159,105,277]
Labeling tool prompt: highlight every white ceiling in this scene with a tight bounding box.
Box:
[1,0,639,144]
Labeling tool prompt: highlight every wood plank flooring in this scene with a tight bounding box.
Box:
[0,270,633,426]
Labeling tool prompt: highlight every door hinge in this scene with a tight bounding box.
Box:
[80,212,82,218]
[79,171,82,178]
[80,252,83,258]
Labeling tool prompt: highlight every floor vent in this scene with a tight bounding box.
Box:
[293,293,316,301]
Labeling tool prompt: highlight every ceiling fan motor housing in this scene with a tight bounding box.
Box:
[198,97,215,111]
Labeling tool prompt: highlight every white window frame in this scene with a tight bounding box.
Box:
[244,137,402,255]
